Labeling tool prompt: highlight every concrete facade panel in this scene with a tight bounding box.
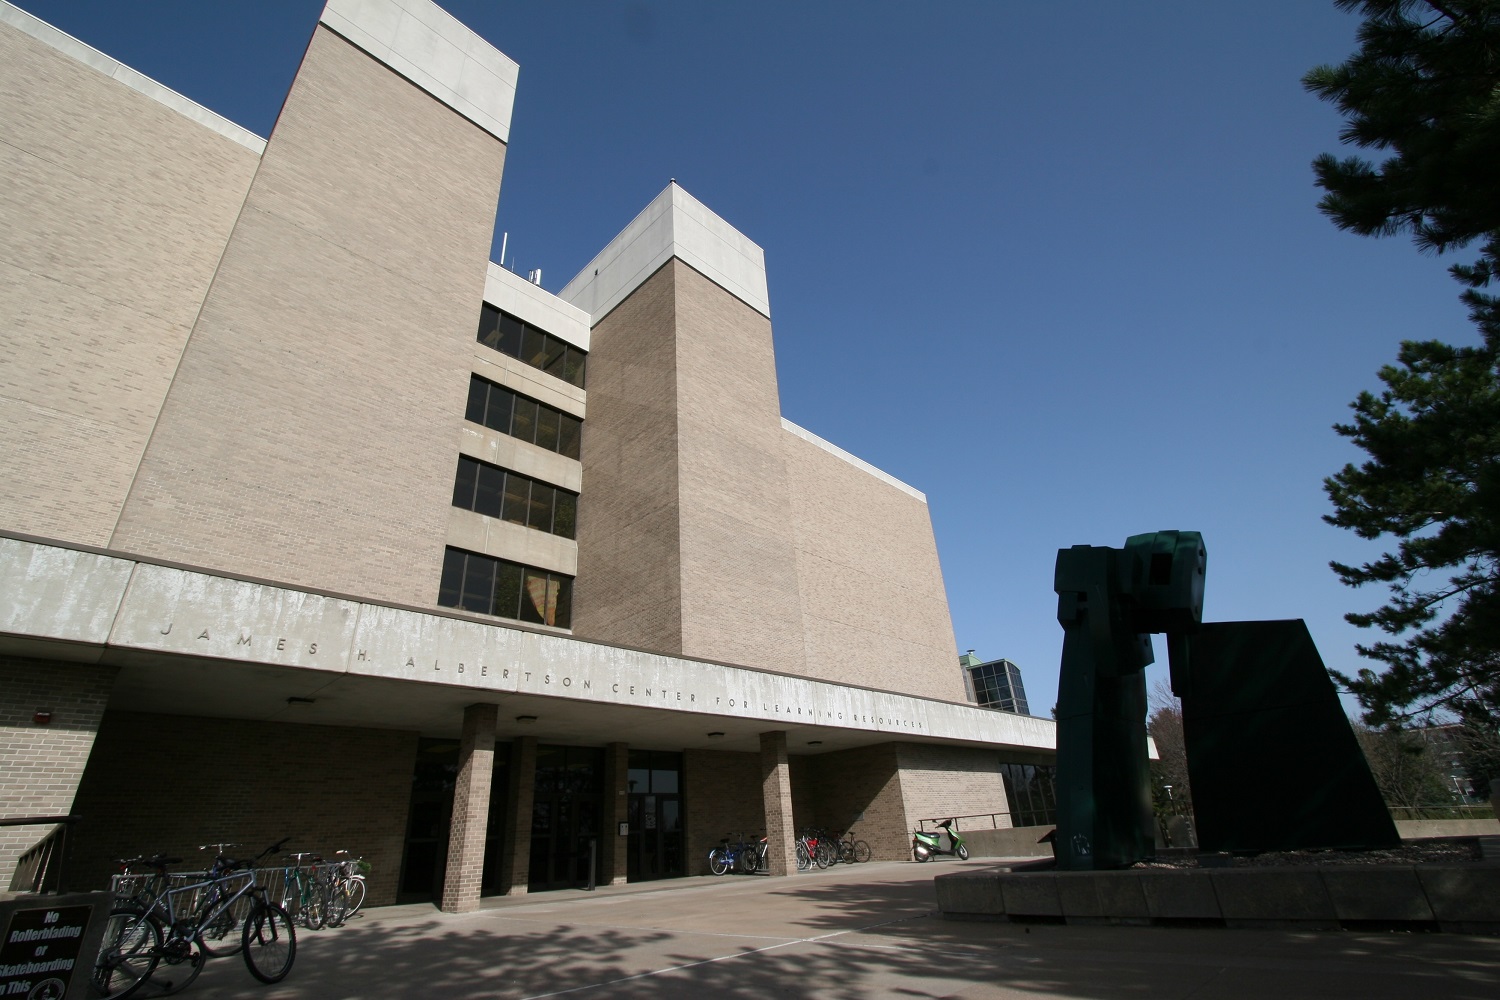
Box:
[560,184,770,322]
[319,0,518,143]
[484,263,590,351]
[112,28,506,607]
[348,602,524,689]
[0,538,133,645]
[109,563,359,673]
[470,352,586,417]
[0,21,259,546]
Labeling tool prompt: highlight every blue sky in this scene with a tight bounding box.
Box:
[16,0,1479,716]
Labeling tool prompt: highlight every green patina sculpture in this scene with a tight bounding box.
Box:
[1052,530,1397,871]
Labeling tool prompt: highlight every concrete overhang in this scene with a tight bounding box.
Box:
[0,535,1056,757]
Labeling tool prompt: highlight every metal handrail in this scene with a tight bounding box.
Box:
[4,814,81,893]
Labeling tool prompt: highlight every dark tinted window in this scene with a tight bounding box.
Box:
[511,396,538,445]
[535,406,560,453]
[439,548,572,629]
[474,462,505,519]
[558,413,582,460]
[466,375,581,460]
[474,306,586,388]
[452,455,578,541]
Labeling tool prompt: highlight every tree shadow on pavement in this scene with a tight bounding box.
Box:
[170,873,1500,1000]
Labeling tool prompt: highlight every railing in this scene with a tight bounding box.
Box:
[4,814,80,893]
[915,812,1014,832]
[1388,803,1496,822]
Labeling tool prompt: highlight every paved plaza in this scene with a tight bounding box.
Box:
[171,859,1499,999]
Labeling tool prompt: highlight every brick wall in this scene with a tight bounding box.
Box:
[783,432,966,702]
[683,749,762,875]
[673,263,806,676]
[0,657,117,886]
[794,744,911,861]
[570,262,683,651]
[896,743,1011,841]
[0,21,259,547]
[68,711,417,906]
[111,27,506,608]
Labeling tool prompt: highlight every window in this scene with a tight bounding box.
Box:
[451,456,578,540]
[999,762,1058,828]
[476,304,586,389]
[465,375,583,460]
[439,547,573,629]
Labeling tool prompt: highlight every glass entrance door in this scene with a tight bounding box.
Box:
[626,750,684,882]
[528,745,604,891]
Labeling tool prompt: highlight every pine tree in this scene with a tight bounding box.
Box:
[1303,1,1500,289]
[1306,2,1500,755]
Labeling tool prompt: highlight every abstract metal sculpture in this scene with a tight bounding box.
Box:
[1052,530,1397,871]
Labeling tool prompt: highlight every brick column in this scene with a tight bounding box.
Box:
[440,703,497,913]
[499,734,537,895]
[602,742,629,885]
[759,731,796,876]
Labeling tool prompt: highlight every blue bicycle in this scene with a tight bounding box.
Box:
[708,832,760,875]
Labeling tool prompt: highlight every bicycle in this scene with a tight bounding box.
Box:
[92,838,296,999]
[277,852,327,930]
[323,850,368,925]
[193,843,248,956]
[709,832,758,875]
[836,829,872,864]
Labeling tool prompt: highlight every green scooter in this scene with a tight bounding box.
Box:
[911,818,969,861]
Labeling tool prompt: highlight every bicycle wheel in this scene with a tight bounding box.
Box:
[91,908,160,1000]
[709,849,731,876]
[345,876,367,916]
[150,938,205,997]
[301,883,326,930]
[242,902,296,983]
[324,884,351,928]
[852,840,872,863]
[814,842,834,869]
[197,901,244,957]
[795,842,810,871]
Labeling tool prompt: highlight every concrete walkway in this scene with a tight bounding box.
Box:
[171,859,1500,999]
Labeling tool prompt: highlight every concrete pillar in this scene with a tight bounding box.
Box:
[440,703,497,913]
[499,735,538,895]
[602,742,629,885]
[759,731,797,876]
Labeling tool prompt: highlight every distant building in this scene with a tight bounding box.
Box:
[960,652,1031,716]
[1415,724,1478,803]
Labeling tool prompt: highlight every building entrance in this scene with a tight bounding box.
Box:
[397,738,509,904]
[528,745,604,891]
[626,750,684,882]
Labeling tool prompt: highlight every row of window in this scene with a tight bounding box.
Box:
[466,375,582,460]
[477,304,587,388]
[452,455,578,539]
[438,547,574,629]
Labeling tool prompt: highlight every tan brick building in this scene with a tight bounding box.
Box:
[0,0,1055,910]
